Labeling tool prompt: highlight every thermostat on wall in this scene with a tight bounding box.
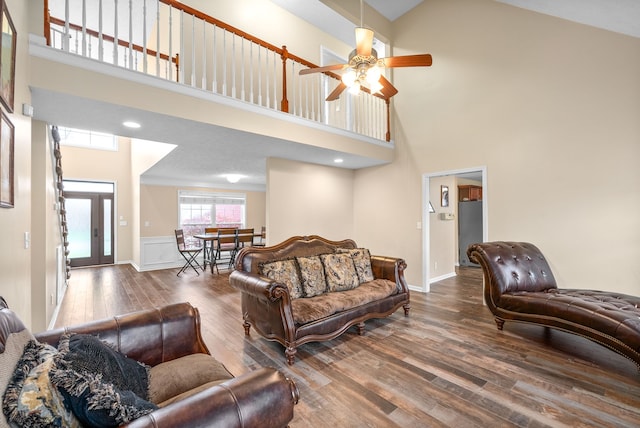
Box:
[439,212,455,220]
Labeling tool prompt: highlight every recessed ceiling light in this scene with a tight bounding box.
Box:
[123,121,141,129]
[225,174,243,183]
[334,158,344,163]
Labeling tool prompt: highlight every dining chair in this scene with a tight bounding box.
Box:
[213,228,238,272]
[253,226,266,247]
[236,228,255,257]
[174,229,203,276]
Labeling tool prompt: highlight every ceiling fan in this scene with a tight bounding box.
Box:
[299,0,432,101]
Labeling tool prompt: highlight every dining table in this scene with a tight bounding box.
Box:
[193,231,259,274]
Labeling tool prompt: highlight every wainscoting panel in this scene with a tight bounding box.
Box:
[140,236,191,272]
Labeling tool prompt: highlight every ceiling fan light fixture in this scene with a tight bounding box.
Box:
[348,83,361,95]
[370,80,383,94]
[365,66,381,85]
[341,69,357,87]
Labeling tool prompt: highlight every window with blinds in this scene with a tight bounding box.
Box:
[178,191,246,237]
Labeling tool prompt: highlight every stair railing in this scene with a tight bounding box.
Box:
[43,0,392,141]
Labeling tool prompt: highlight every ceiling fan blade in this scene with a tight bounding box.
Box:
[326,83,347,101]
[381,54,433,68]
[378,75,398,98]
[355,27,374,57]
[299,63,348,75]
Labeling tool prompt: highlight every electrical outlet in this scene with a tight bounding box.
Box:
[434,261,438,271]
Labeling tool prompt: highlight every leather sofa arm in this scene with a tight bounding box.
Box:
[371,256,409,293]
[229,271,291,303]
[35,302,210,366]
[124,368,299,428]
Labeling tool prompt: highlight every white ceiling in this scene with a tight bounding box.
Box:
[40,0,640,190]
[281,0,640,42]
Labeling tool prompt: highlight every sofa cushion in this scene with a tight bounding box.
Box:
[296,255,327,297]
[51,333,157,427]
[320,253,359,292]
[157,380,226,407]
[148,353,233,405]
[3,340,80,427]
[260,259,304,299]
[337,248,374,283]
[291,279,398,325]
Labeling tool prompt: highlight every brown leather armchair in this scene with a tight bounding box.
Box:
[0,298,299,427]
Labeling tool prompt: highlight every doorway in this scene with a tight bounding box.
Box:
[422,167,488,292]
[63,181,115,267]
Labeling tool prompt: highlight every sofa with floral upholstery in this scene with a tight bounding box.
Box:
[0,297,299,427]
[229,235,411,365]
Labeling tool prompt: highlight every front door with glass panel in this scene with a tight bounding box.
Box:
[64,181,114,267]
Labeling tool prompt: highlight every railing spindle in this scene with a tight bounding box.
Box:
[249,42,254,104]
[128,0,133,69]
[231,33,236,98]
[257,46,262,106]
[143,0,148,74]
[63,0,70,52]
[190,14,195,86]
[213,24,217,93]
[240,37,245,101]
[272,50,277,110]
[222,30,227,96]
[156,0,160,77]
[201,18,206,90]
[265,47,270,108]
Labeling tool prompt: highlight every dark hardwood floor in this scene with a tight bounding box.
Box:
[54,264,640,427]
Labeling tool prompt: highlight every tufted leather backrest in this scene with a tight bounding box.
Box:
[234,235,357,274]
[467,241,558,296]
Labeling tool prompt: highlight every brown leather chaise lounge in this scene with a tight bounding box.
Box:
[0,297,299,427]
[467,241,640,369]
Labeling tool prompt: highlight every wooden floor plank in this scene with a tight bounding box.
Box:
[54,264,640,427]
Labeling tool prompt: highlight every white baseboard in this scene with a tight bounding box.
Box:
[429,271,457,284]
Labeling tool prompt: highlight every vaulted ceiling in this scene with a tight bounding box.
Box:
[37,1,640,190]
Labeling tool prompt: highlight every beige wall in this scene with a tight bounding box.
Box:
[380,0,640,293]
[0,0,34,325]
[61,138,134,262]
[140,184,266,237]
[188,0,350,64]
[30,121,61,331]
[267,158,354,245]
[429,176,457,280]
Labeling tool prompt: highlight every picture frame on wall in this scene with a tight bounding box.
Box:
[441,185,449,207]
[0,109,14,208]
[0,0,16,113]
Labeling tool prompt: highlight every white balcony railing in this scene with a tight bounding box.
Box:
[45,0,392,141]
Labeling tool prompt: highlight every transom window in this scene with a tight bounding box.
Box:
[57,126,118,151]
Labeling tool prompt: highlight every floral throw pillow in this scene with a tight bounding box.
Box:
[337,248,374,283]
[3,340,80,428]
[320,253,360,292]
[296,255,327,297]
[260,259,304,299]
